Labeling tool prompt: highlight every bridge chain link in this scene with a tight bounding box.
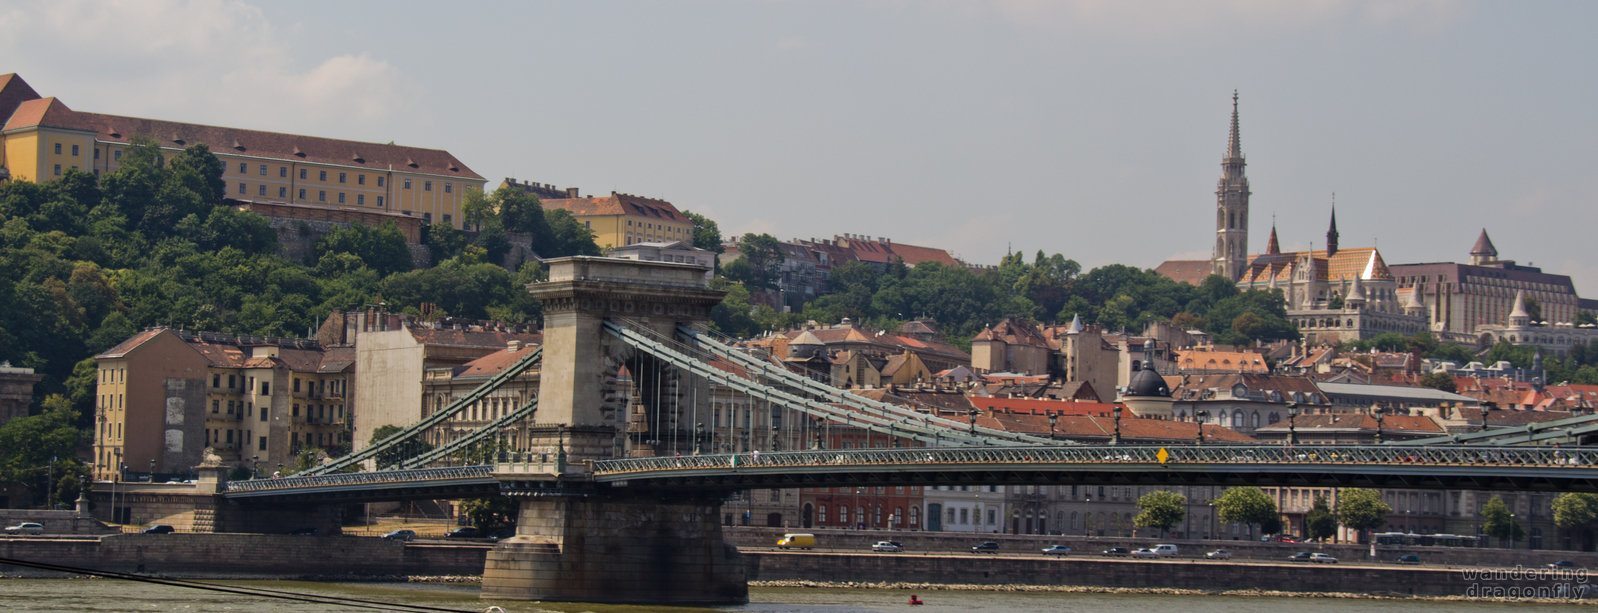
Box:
[226,465,495,494]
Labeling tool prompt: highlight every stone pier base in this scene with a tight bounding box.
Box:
[481,493,747,604]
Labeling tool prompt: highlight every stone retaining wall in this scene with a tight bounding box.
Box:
[0,534,487,577]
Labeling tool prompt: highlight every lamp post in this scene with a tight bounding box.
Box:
[252,456,260,479]
[771,425,780,451]
[1208,501,1216,540]
[1048,413,1058,441]
[1373,407,1386,444]
[1111,406,1123,446]
[1481,401,1497,432]
[968,409,979,435]
[1510,513,1518,549]
[1195,410,1208,444]
[694,422,704,455]
[1287,402,1300,446]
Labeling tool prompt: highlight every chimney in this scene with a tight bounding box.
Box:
[508,340,522,352]
[567,187,579,198]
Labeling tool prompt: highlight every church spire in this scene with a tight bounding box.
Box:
[1227,90,1242,160]
[1266,221,1281,255]
[1211,90,1251,281]
[1326,195,1339,258]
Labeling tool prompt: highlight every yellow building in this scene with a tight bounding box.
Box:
[530,186,694,250]
[0,73,483,228]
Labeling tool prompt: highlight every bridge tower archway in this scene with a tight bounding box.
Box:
[483,257,744,605]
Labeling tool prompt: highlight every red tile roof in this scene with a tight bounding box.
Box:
[541,192,689,224]
[1154,260,1213,286]
[455,344,542,378]
[0,73,42,127]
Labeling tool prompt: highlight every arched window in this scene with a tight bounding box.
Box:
[1232,410,1244,428]
[1252,412,1261,429]
[839,505,849,525]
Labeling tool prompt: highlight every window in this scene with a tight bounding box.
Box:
[95,148,100,159]
[319,170,327,181]
[259,436,266,451]
[54,143,61,154]
[53,164,61,176]
[239,163,247,173]
[338,172,346,183]
[404,178,412,189]
[376,196,384,207]
[114,150,122,161]
[318,190,326,202]
[338,192,346,203]
[212,374,221,388]
[298,188,306,199]
[423,212,432,223]
[444,183,452,193]
[357,194,365,205]
[424,180,432,191]
[259,164,267,176]
[260,407,268,422]
[357,174,365,185]
[258,185,266,196]
[293,404,300,417]
[279,187,287,198]
[280,167,287,178]
[442,214,452,225]
[228,375,236,388]
[211,400,219,414]
[261,382,270,395]
[299,169,307,180]
[72,144,79,156]
[377,176,385,187]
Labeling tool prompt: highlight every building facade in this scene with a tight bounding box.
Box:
[0,73,483,228]
[1391,230,1586,342]
[538,191,694,250]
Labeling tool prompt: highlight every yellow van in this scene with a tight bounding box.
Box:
[776,533,815,550]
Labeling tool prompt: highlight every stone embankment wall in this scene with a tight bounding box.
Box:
[744,552,1583,598]
[0,534,487,577]
[725,526,1598,568]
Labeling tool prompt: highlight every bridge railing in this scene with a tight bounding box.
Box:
[592,444,1598,476]
[224,465,495,494]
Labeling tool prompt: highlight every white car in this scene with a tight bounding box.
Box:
[1130,548,1160,558]
[871,541,904,553]
[1205,549,1232,560]
[4,522,43,535]
[1309,553,1338,564]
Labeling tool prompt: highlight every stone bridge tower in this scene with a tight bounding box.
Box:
[483,256,745,604]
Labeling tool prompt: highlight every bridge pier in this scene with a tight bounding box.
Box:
[481,492,746,604]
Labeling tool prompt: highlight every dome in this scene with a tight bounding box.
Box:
[1125,363,1170,397]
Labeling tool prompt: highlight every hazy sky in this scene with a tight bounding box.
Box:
[4,1,1596,294]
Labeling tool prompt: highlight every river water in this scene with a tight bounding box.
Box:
[0,580,1582,612]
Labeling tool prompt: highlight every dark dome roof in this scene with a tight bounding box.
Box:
[1125,366,1170,397]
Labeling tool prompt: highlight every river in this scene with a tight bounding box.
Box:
[0,579,1582,612]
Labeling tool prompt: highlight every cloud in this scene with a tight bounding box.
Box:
[0,0,418,138]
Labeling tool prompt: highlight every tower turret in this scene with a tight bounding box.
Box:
[1211,91,1251,281]
[1326,199,1340,258]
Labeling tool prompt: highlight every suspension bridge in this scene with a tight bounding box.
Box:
[206,257,1598,605]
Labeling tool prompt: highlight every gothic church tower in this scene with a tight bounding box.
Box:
[1212,91,1251,281]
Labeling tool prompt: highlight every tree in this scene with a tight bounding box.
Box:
[425,222,466,261]
[1552,492,1598,551]
[683,210,724,255]
[367,425,433,470]
[1213,486,1278,539]
[458,495,518,532]
[315,221,413,276]
[1304,496,1336,542]
[542,208,601,257]
[1334,488,1389,543]
[1418,372,1458,393]
[1481,495,1525,547]
[1133,490,1186,537]
[727,233,783,289]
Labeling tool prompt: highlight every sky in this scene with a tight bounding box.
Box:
[3,1,1596,295]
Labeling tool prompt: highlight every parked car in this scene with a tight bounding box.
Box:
[1041,545,1072,556]
[1102,547,1130,557]
[1550,560,1578,570]
[1395,554,1422,565]
[1131,548,1160,558]
[971,541,999,554]
[4,522,43,535]
[382,529,416,541]
[872,541,904,553]
[445,527,483,539]
[1205,549,1232,560]
[142,525,174,534]
[1309,553,1338,564]
[1147,544,1178,557]
[487,528,517,541]
[1289,552,1313,562]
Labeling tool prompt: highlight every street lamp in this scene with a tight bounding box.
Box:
[1208,501,1216,540]
[1480,401,1497,432]
[1111,406,1123,446]
[1048,413,1058,441]
[694,422,704,455]
[1195,410,1208,444]
[1373,407,1386,444]
[770,425,780,451]
[1287,402,1300,445]
[811,417,823,450]
[149,459,156,480]
[1510,513,1518,549]
[968,409,979,435]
